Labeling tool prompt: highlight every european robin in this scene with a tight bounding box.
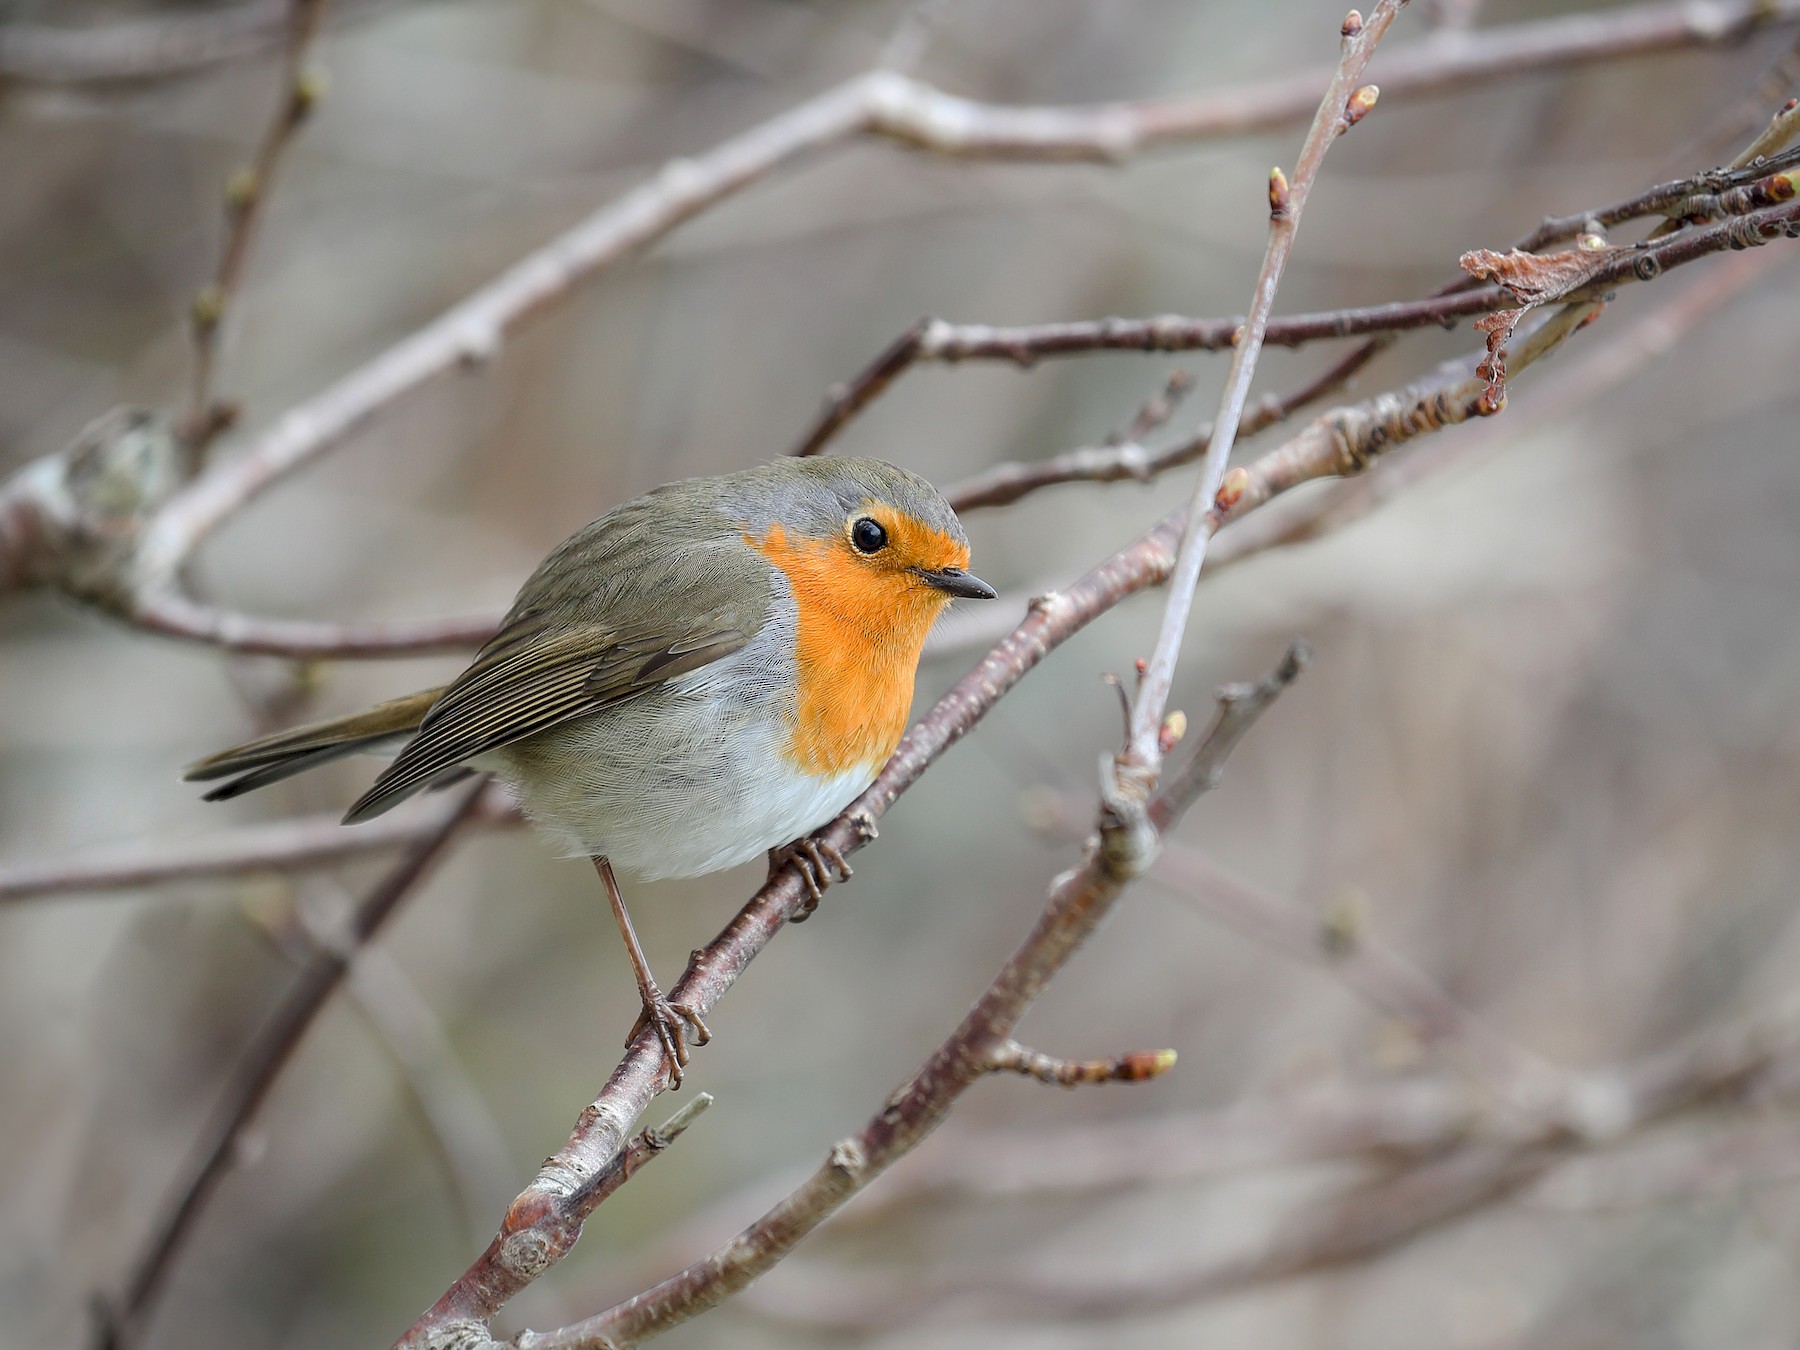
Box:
[185,456,995,1083]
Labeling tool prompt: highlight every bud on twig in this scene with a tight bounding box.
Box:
[1269,166,1291,218]
[1159,709,1187,754]
[1341,84,1379,133]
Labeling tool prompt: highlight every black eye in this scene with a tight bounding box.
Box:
[850,516,888,554]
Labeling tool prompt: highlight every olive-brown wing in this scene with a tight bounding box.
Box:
[342,602,757,824]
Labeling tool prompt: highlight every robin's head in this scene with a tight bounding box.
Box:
[736,458,995,633]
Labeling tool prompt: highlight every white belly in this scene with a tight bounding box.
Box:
[491,663,879,881]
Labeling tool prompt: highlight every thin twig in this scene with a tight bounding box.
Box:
[182,0,332,462]
[0,794,519,905]
[1124,4,1404,778]
[90,781,487,1350]
[808,142,1800,458]
[985,1040,1178,1088]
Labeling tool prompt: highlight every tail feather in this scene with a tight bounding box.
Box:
[184,687,446,803]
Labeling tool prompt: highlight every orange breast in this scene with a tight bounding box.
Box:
[747,522,955,777]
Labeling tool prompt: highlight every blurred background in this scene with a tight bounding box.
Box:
[6,1,1800,1346]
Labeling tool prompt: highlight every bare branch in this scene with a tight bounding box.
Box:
[805,142,1800,463]
[0,795,518,905]
[985,1040,1178,1088]
[182,0,333,461]
[1124,3,1404,778]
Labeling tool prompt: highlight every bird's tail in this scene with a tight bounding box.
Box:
[183,687,446,806]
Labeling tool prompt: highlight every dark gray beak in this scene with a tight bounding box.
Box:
[914,566,997,600]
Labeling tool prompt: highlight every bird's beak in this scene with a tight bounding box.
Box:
[913,566,998,600]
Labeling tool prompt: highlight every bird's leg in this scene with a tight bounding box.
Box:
[767,834,854,922]
[591,856,711,1087]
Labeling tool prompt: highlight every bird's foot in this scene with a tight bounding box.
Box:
[768,835,854,921]
[629,985,713,1089]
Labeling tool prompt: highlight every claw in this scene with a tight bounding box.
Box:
[770,836,853,922]
[630,991,713,1088]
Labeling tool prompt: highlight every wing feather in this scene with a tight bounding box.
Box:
[342,617,753,823]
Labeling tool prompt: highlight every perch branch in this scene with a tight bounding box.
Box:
[510,646,1304,1350]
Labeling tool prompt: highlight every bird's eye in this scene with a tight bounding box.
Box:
[850,516,888,554]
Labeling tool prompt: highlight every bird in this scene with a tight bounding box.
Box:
[184,456,995,1084]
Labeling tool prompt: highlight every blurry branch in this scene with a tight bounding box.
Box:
[484,16,1401,1349]
[182,0,333,463]
[92,780,488,1350]
[1024,775,1549,1097]
[0,0,394,84]
[0,791,518,905]
[0,0,1789,664]
[1523,1117,1800,1213]
[742,999,1800,1334]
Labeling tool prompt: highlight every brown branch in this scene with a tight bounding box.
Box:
[1123,4,1402,776]
[129,587,501,658]
[985,1040,1178,1088]
[1203,234,1786,579]
[824,143,1800,480]
[513,647,1304,1350]
[182,0,332,461]
[0,795,518,905]
[91,780,489,1350]
[797,288,1507,459]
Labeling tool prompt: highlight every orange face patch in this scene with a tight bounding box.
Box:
[748,513,968,777]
